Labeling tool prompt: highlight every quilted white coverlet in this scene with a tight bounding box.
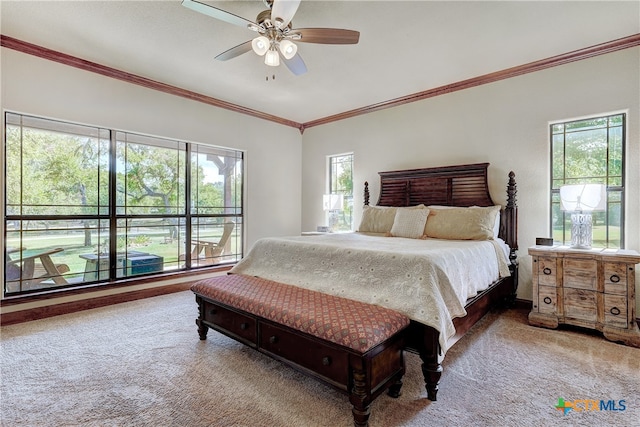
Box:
[230,232,510,353]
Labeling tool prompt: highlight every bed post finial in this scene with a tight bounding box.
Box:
[364,181,370,206]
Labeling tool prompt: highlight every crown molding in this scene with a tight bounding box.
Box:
[300,33,640,131]
[3,33,639,135]
[0,34,303,132]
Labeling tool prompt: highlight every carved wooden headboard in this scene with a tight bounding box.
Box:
[364,163,518,263]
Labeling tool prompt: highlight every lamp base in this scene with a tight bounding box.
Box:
[570,213,593,249]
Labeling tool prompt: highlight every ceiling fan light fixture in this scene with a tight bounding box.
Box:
[278,39,297,59]
[251,36,270,56]
[265,49,280,67]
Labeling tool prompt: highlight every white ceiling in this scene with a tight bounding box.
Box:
[2,1,639,124]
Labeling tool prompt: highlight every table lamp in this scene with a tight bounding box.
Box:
[323,194,344,232]
[559,184,606,249]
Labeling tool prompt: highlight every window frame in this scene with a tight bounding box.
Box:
[549,112,626,248]
[327,153,354,232]
[4,112,244,297]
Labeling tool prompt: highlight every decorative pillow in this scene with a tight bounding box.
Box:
[428,205,502,238]
[424,205,501,240]
[358,206,397,233]
[358,204,426,234]
[389,207,430,239]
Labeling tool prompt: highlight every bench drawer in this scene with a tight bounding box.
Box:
[203,300,257,345]
[259,322,349,387]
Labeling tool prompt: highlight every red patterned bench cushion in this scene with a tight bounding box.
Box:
[191,274,410,353]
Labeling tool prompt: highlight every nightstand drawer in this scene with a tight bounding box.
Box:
[563,288,596,322]
[537,257,557,286]
[604,263,627,295]
[604,294,628,328]
[563,258,597,290]
[537,286,557,314]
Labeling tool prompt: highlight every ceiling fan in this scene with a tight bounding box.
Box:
[182,0,360,75]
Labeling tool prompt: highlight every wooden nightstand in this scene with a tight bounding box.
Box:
[528,245,640,347]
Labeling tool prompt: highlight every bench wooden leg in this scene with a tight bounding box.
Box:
[196,318,209,340]
[387,377,403,398]
[195,296,209,340]
[349,369,371,427]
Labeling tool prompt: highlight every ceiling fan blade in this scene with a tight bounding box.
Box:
[182,0,257,29]
[271,0,301,28]
[283,53,307,76]
[215,41,253,61]
[290,28,360,44]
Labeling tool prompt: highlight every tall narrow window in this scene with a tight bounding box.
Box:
[550,113,625,248]
[4,112,243,296]
[328,153,353,231]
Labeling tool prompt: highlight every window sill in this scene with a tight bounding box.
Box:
[0,264,234,325]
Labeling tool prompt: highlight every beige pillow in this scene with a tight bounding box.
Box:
[424,205,501,240]
[389,207,430,239]
[358,204,426,233]
[358,206,397,233]
[428,205,502,238]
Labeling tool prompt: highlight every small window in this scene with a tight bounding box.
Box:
[328,154,353,231]
[550,113,625,248]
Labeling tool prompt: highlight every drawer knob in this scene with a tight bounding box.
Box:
[610,307,621,316]
[609,274,621,283]
[240,322,248,330]
[209,308,217,315]
[322,356,332,366]
[269,335,278,344]
[542,267,552,275]
[543,297,552,305]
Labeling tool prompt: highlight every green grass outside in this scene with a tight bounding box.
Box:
[552,225,620,248]
[6,227,241,287]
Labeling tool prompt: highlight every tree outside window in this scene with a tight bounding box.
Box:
[550,113,625,248]
[4,112,243,296]
[328,154,353,231]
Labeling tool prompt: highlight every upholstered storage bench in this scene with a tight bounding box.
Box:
[191,274,410,427]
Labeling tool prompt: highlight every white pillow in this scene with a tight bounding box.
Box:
[424,205,501,240]
[358,204,426,233]
[389,207,430,239]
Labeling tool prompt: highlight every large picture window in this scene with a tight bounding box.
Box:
[4,112,243,296]
[550,113,625,248]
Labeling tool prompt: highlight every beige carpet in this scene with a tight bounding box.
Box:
[1,291,638,427]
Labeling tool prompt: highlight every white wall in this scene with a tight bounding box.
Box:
[301,48,640,309]
[1,48,302,307]
[2,44,639,314]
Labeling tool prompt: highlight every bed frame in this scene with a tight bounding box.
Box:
[363,162,518,400]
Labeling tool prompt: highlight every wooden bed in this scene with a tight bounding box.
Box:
[363,162,518,400]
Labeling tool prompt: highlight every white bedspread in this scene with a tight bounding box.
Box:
[230,232,510,353]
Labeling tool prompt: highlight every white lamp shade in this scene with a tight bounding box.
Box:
[264,49,280,66]
[323,194,344,211]
[251,36,270,56]
[560,184,606,212]
[278,40,297,59]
